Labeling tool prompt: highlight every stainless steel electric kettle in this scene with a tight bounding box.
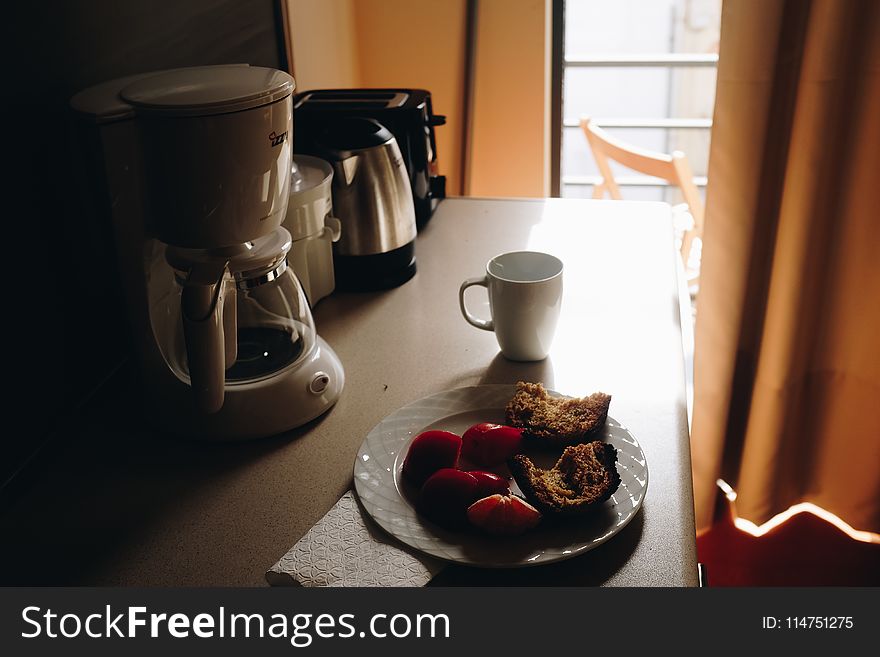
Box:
[312,117,417,290]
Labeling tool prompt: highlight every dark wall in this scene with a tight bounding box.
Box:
[3,0,286,488]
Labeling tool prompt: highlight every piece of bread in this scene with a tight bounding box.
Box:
[505,381,611,447]
[508,441,620,516]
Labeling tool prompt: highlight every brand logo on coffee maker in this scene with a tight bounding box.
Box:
[268,130,288,147]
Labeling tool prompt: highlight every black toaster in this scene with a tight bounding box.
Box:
[293,88,446,229]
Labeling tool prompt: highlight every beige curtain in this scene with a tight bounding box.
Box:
[692,0,880,533]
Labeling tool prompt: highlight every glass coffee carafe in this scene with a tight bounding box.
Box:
[157,226,316,412]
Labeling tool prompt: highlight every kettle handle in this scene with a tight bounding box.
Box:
[181,261,232,414]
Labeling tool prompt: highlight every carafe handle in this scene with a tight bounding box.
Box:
[181,261,231,414]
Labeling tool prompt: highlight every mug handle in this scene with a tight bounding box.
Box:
[459,276,494,331]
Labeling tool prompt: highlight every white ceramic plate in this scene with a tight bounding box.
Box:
[353,384,648,567]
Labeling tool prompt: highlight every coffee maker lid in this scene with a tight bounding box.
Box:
[120,65,294,117]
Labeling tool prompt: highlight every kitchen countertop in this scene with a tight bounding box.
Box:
[0,197,697,586]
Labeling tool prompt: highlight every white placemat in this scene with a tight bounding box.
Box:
[266,491,445,587]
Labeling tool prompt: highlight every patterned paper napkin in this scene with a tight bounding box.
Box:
[266,490,445,587]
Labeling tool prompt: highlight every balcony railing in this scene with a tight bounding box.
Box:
[562,117,712,129]
[562,53,717,191]
[565,53,718,67]
[564,174,708,188]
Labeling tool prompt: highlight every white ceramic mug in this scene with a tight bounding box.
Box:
[459,251,563,361]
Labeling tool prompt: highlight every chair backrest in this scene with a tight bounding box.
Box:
[580,117,704,267]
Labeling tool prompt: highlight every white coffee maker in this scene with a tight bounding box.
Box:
[71,65,344,440]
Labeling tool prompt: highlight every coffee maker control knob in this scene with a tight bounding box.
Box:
[309,372,331,394]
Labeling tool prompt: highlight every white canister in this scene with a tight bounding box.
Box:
[283,155,341,305]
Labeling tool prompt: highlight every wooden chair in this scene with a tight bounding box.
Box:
[580,117,704,286]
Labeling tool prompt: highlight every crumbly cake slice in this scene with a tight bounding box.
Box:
[508,441,620,516]
[505,381,611,446]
